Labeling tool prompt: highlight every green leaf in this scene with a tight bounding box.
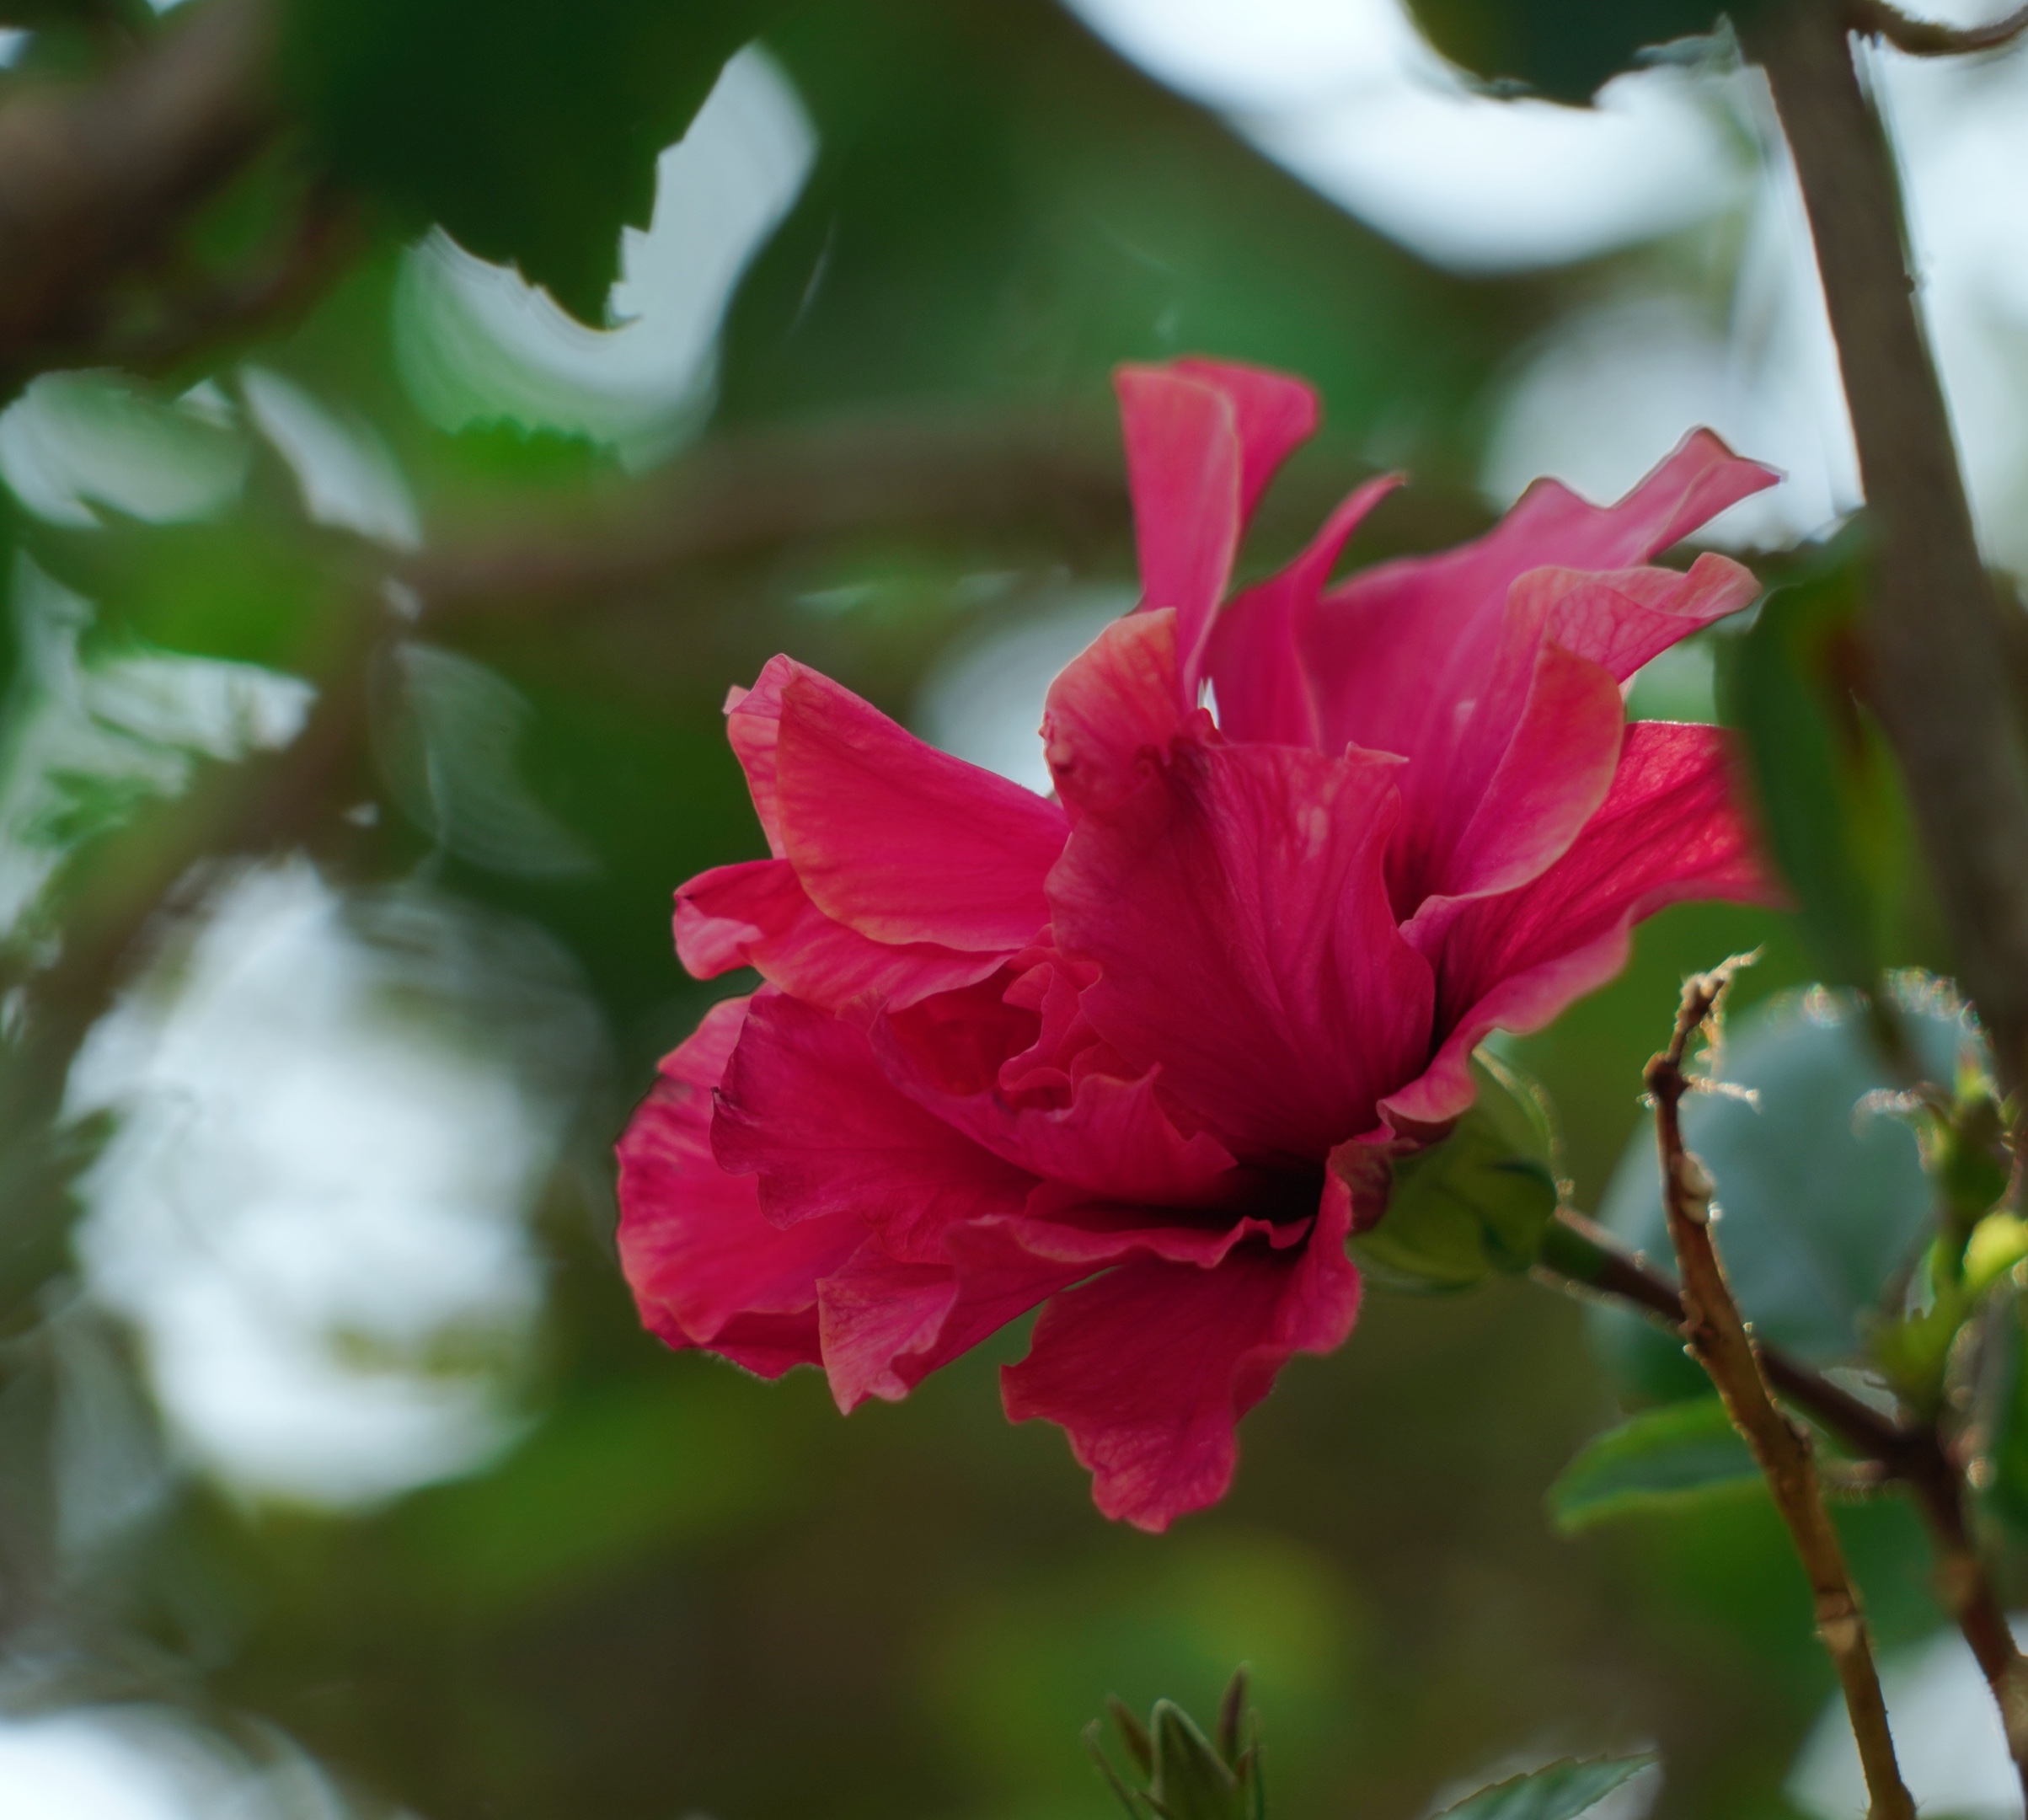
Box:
[1402,0,1731,104]
[1548,1399,1758,1534]
[1590,981,1975,1394]
[1352,1055,1560,1292]
[1148,1702,1246,1820]
[283,0,778,322]
[1717,538,1916,993]
[1434,1754,1659,1820]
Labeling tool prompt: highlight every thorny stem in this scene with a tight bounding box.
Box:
[1651,961,1913,1820]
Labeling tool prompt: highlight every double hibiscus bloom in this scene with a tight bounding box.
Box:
[618,358,1778,1530]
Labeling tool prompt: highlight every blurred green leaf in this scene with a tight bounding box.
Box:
[1403,0,1729,103]
[1548,1399,1758,1534]
[1353,1055,1560,1292]
[282,0,776,322]
[1150,1703,1246,1820]
[1091,1675,1264,1820]
[1434,1753,1658,1820]
[1591,982,1973,1394]
[1718,539,1915,992]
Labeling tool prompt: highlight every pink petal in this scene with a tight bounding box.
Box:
[820,1208,1294,1414]
[1116,367,1244,698]
[998,947,1107,1095]
[714,989,1035,1264]
[674,858,1006,1018]
[1385,722,1778,1127]
[1169,357,1319,519]
[1303,430,1776,765]
[1516,552,1763,684]
[725,666,791,855]
[1047,737,1433,1163]
[1387,639,1626,911]
[616,996,861,1377]
[1042,609,1211,819]
[1002,1182,1361,1531]
[768,662,1066,950]
[875,995,1251,1208]
[1202,474,1401,748]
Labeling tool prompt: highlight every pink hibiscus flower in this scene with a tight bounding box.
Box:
[617,357,1779,1531]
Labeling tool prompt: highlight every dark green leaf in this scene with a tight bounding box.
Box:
[1403,0,1731,103]
[1717,538,1915,992]
[1548,1399,1757,1534]
[283,0,777,321]
[1353,1055,1560,1292]
[1434,1754,1659,1820]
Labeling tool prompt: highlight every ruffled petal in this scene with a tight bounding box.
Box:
[820,1207,1296,1414]
[1303,430,1777,766]
[1387,639,1625,912]
[1514,552,1762,685]
[616,996,862,1378]
[1048,737,1433,1163]
[1001,1182,1360,1531]
[875,994,1252,1209]
[1168,357,1319,520]
[675,859,1007,1017]
[1116,367,1244,699]
[713,989,1035,1263]
[1042,610,1211,820]
[1203,474,1399,749]
[763,661,1066,950]
[1386,721,1779,1127]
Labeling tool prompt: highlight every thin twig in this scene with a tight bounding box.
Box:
[1849,0,2028,56]
[1647,960,1913,1820]
[1542,1207,2028,1781]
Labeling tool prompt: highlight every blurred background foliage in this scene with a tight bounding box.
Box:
[0,0,2025,1817]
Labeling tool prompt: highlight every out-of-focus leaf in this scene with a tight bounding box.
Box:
[373,641,594,878]
[1090,1678,1264,1820]
[1434,1754,1659,1820]
[1548,1399,1757,1534]
[1591,981,1973,1397]
[1353,1055,1560,1292]
[1717,541,1915,992]
[282,0,777,323]
[1403,0,1731,103]
[1149,1703,1246,1820]
[0,373,249,530]
[0,557,313,946]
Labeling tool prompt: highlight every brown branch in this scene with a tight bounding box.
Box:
[1645,962,1913,1820]
[1849,0,2028,56]
[403,406,1487,621]
[19,182,362,386]
[1743,0,2028,1096]
[404,407,1142,618]
[0,0,281,392]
